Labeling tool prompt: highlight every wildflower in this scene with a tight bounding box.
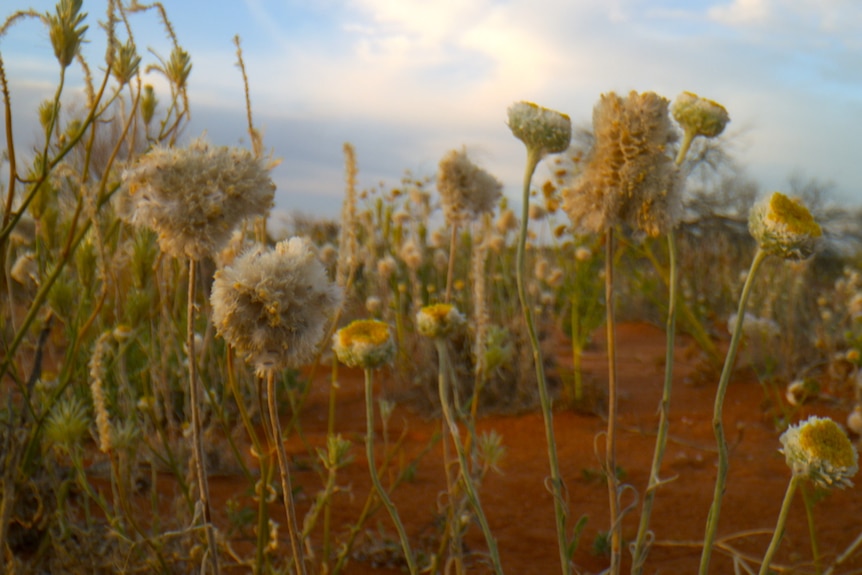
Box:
[377,255,397,280]
[486,233,506,253]
[433,249,448,273]
[780,416,858,489]
[122,138,275,260]
[416,303,466,339]
[562,91,681,238]
[547,268,564,288]
[399,239,423,271]
[785,379,819,406]
[210,237,342,375]
[507,101,572,157]
[141,84,157,126]
[11,252,38,287]
[848,405,862,436]
[318,243,338,266]
[575,246,592,262]
[45,396,89,449]
[437,148,502,225]
[727,312,780,340]
[535,258,550,282]
[671,91,730,139]
[496,209,518,235]
[529,202,547,221]
[847,349,861,363]
[47,0,88,69]
[392,209,411,226]
[749,192,821,260]
[366,296,382,314]
[333,319,396,369]
[430,228,448,249]
[89,331,114,453]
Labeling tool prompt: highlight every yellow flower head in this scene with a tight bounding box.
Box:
[749,192,822,260]
[333,319,395,369]
[671,91,730,139]
[416,303,466,339]
[780,415,858,489]
[507,101,572,157]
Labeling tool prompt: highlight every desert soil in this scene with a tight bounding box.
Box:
[208,322,862,574]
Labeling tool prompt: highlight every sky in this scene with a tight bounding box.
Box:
[2,0,861,220]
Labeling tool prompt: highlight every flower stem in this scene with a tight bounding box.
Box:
[435,339,504,575]
[604,228,622,575]
[758,475,801,575]
[631,231,678,574]
[515,147,571,575]
[266,370,307,575]
[363,368,418,575]
[699,247,768,575]
[187,259,220,575]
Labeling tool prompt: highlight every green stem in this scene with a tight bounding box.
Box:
[266,370,308,575]
[631,231,678,574]
[187,259,220,575]
[515,147,570,575]
[699,247,768,575]
[363,368,418,575]
[435,339,504,574]
[605,228,621,575]
[801,482,822,575]
[758,475,801,575]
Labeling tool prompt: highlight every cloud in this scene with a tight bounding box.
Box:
[708,0,770,24]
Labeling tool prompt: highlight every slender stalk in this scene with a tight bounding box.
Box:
[515,147,570,575]
[186,259,220,575]
[445,223,459,303]
[758,475,801,575]
[363,368,418,575]
[801,482,822,575]
[266,370,307,575]
[699,247,768,575]
[435,339,504,574]
[604,228,622,575]
[631,231,678,574]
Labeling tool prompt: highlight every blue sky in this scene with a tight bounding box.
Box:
[2,0,862,219]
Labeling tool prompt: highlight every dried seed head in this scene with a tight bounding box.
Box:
[562,91,681,237]
[122,138,275,260]
[437,148,502,225]
[333,319,396,369]
[211,237,342,375]
[749,192,821,260]
[780,415,858,489]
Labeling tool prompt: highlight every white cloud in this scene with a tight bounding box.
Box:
[708,0,770,24]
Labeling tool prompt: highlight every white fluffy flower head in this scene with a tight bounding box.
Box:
[122,138,275,259]
[437,148,502,225]
[211,237,342,375]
